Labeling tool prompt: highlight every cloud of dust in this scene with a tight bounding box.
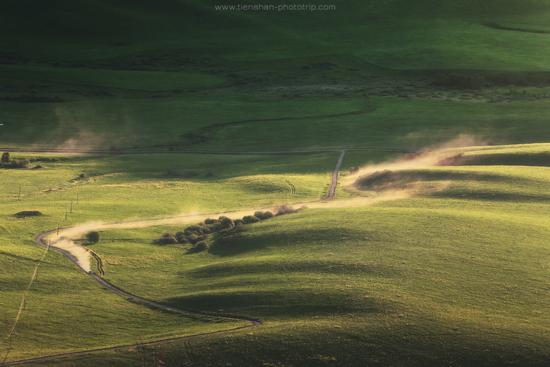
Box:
[31,104,136,152]
[54,130,107,152]
[37,105,110,152]
[343,134,486,195]
[345,135,485,183]
[44,222,106,272]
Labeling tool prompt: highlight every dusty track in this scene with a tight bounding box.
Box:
[324,150,346,200]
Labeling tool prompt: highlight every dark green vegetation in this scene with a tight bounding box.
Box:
[4,1,550,152]
[155,208,293,251]
[85,231,100,244]
[13,210,42,218]
[2,1,550,366]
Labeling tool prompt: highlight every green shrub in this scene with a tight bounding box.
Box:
[200,223,213,234]
[204,218,219,225]
[254,211,274,220]
[85,231,100,244]
[242,215,260,224]
[155,233,178,245]
[218,216,235,229]
[185,233,206,244]
[184,224,209,236]
[205,222,223,232]
[175,231,188,244]
[188,241,208,253]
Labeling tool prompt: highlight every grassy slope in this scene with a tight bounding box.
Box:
[71,145,550,366]
[1,1,550,365]
[1,146,549,365]
[4,1,550,151]
[0,152,334,361]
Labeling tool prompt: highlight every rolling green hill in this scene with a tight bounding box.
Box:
[1,144,545,366]
[3,1,550,151]
[2,1,550,366]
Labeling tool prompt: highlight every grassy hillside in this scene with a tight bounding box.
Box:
[4,1,550,150]
[0,151,336,361]
[2,1,550,366]
[1,144,549,365]
[35,144,549,366]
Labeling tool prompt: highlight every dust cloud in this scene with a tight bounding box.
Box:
[344,135,485,185]
[342,134,486,198]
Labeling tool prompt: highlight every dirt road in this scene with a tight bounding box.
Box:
[324,150,346,200]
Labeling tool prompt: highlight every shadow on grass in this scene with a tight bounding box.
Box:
[173,319,550,367]
[429,190,550,202]
[76,152,340,182]
[186,260,395,279]
[0,250,74,269]
[356,169,534,191]
[208,227,374,257]
[164,289,389,318]
[458,153,550,167]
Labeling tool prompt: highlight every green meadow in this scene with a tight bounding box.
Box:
[1,1,550,366]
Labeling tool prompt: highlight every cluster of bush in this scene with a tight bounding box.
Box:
[1,152,29,169]
[154,205,300,252]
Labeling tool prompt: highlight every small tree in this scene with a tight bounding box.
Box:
[218,216,234,230]
[204,218,219,225]
[242,215,260,224]
[184,224,209,236]
[85,231,100,244]
[1,152,10,163]
[254,211,273,220]
[175,231,188,244]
